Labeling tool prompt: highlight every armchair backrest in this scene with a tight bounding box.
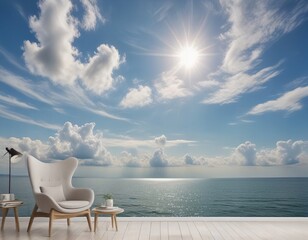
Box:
[26,155,78,195]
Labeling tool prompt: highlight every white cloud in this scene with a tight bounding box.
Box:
[182,153,229,167]
[184,154,201,165]
[230,140,308,166]
[2,122,191,167]
[232,141,257,166]
[23,0,81,85]
[47,122,111,163]
[203,0,308,104]
[154,135,167,147]
[276,140,307,165]
[119,151,149,167]
[248,86,308,115]
[81,44,124,94]
[149,149,169,167]
[182,140,308,167]
[155,71,192,100]
[198,80,220,89]
[179,139,308,167]
[257,140,308,166]
[0,122,112,165]
[23,0,124,95]
[120,85,153,108]
[1,126,307,168]
[80,0,104,30]
[4,137,49,160]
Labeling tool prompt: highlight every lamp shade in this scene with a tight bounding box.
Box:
[5,147,22,162]
[11,154,22,163]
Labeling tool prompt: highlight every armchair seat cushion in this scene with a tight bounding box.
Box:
[58,200,90,209]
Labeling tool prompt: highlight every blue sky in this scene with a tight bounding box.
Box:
[0,0,308,177]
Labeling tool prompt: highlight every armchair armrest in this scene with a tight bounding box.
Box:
[67,188,95,203]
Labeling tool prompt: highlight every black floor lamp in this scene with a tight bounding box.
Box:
[5,147,22,194]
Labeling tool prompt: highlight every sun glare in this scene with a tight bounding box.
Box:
[179,46,199,69]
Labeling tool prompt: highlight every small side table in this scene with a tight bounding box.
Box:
[1,201,23,232]
[92,207,124,232]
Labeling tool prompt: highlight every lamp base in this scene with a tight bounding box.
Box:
[0,193,15,201]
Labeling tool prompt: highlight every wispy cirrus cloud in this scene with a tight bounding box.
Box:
[14,3,27,21]
[153,1,173,22]
[203,63,281,104]
[103,136,195,149]
[0,104,60,130]
[203,0,308,104]
[220,0,308,75]
[0,67,127,122]
[80,0,105,30]
[0,67,56,105]
[0,47,27,71]
[120,85,153,108]
[248,86,308,115]
[0,94,37,110]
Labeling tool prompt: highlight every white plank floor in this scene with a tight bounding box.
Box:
[1,217,308,240]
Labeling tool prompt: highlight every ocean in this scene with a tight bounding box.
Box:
[1,176,308,217]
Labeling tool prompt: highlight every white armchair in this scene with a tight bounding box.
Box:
[26,155,94,236]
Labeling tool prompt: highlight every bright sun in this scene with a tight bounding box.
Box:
[179,46,199,69]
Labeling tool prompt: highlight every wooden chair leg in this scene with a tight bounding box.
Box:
[27,207,91,236]
[49,209,54,237]
[86,209,92,232]
[27,204,38,232]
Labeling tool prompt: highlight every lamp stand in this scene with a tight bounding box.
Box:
[9,154,12,194]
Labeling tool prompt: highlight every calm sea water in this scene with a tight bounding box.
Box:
[1,176,308,217]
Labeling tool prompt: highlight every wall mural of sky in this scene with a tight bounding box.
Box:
[0,0,308,177]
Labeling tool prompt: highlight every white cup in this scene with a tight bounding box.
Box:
[10,194,15,200]
[0,194,10,201]
[0,193,15,201]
